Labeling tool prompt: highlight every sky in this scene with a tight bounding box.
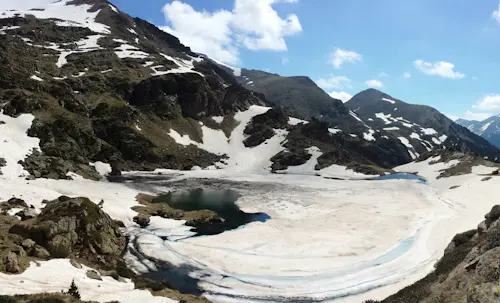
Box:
[110,0,500,121]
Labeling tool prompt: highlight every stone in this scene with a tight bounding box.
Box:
[3,252,22,273]
[7,198,27,208]
[86,270,102,281]
[14,209,37,221]
[21,239,36,250]
[32,246,50,259]
[10,196,125,266]
[478,221,488,234]
[70,259,82,269]
[485,205,500,227]
[1,246,28,274]
[133,215,150,228]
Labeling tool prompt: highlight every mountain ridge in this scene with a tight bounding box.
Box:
[456,116,500,149]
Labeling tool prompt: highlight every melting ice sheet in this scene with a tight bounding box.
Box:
[127,173,457,303]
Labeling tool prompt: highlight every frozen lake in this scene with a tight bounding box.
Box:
[124,172,454,303]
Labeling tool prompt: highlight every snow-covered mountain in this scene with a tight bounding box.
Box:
[210,61,500,163]
[0,0,415,179]
[345,89,500,161]
[456,116,500,148]
[3,2,500,303]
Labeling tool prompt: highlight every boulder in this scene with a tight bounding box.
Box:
[485,205,500,227]
[0,246,28,273]
[133,215,150,228]
[7,198,27,208]
[270,149,312,171]
[478,221,488,234]
[243,127,275,148]
[10,196,125,267]
[32,246,50,259]
[21,239,36,250]
[70,259,82,269]
[15,209,37,221]
[86,270,102,281]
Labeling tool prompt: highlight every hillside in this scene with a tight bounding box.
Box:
[456,116,500,149]
[346,89,500,161]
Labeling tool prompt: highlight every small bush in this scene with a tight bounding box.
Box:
[63,279,80,300]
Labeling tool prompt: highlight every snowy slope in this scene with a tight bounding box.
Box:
[456,115,500,148]
[346,89,500,161]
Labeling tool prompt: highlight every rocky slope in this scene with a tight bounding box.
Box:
[0,0,411,179]
[376,204,500,303]
[0,0,269,180]
[0,0,498,181]
[232,68,349,120]
[456,115,500,149]
[346,89,500,161]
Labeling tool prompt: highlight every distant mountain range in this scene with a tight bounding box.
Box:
[456,116,500,149]
[0,0,499,184]
[214,60,500,162]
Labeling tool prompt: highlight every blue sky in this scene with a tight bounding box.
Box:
[111,0,500,121]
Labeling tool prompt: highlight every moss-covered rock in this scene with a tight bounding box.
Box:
[10,196,125,268]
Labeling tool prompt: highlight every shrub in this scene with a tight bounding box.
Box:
[65,280,80,300]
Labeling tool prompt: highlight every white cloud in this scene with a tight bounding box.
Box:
[160,1,237,64]
[493,2,500,23]
[448,111,493,122]
[473,94,500,111]
[402,72,411,79]
[463,110,493,121]
[365,79,384,88]
[160,0,302,65]
[316,76,351,89]
[233,0,302,51]
[413,60,465,79]
[378,72,390,78]
[328,91,352,102]
[281,57,290,65]
[329,48,362,69]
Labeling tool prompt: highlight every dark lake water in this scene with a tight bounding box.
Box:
[152,188,270,236]
[369,173,427,184]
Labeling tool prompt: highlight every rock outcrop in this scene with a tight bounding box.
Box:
[379,205,500,303]
[9,196,125,268]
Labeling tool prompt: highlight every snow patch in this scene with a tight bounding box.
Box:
[0,1,111,34]
[0,259,176,303]
[288,117,308,126]
[154,53,204,77]
[398,137,413,149]
[382,97,396,104]
[480,122,492,134]
[30,75,43,82]
[0,112,40,179]
[328,128,342,134]
[109,4,118,13]
[167,129,196,146]
[421,128,438,135]
[410,133,421,140]
[115,44,149,59]
[127,28,138,35]
[375,113,392,125]
[211,116,224,124]
[90,162,112,177]
[363,129,376,141]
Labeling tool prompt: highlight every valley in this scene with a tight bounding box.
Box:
[0,1,499,303]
